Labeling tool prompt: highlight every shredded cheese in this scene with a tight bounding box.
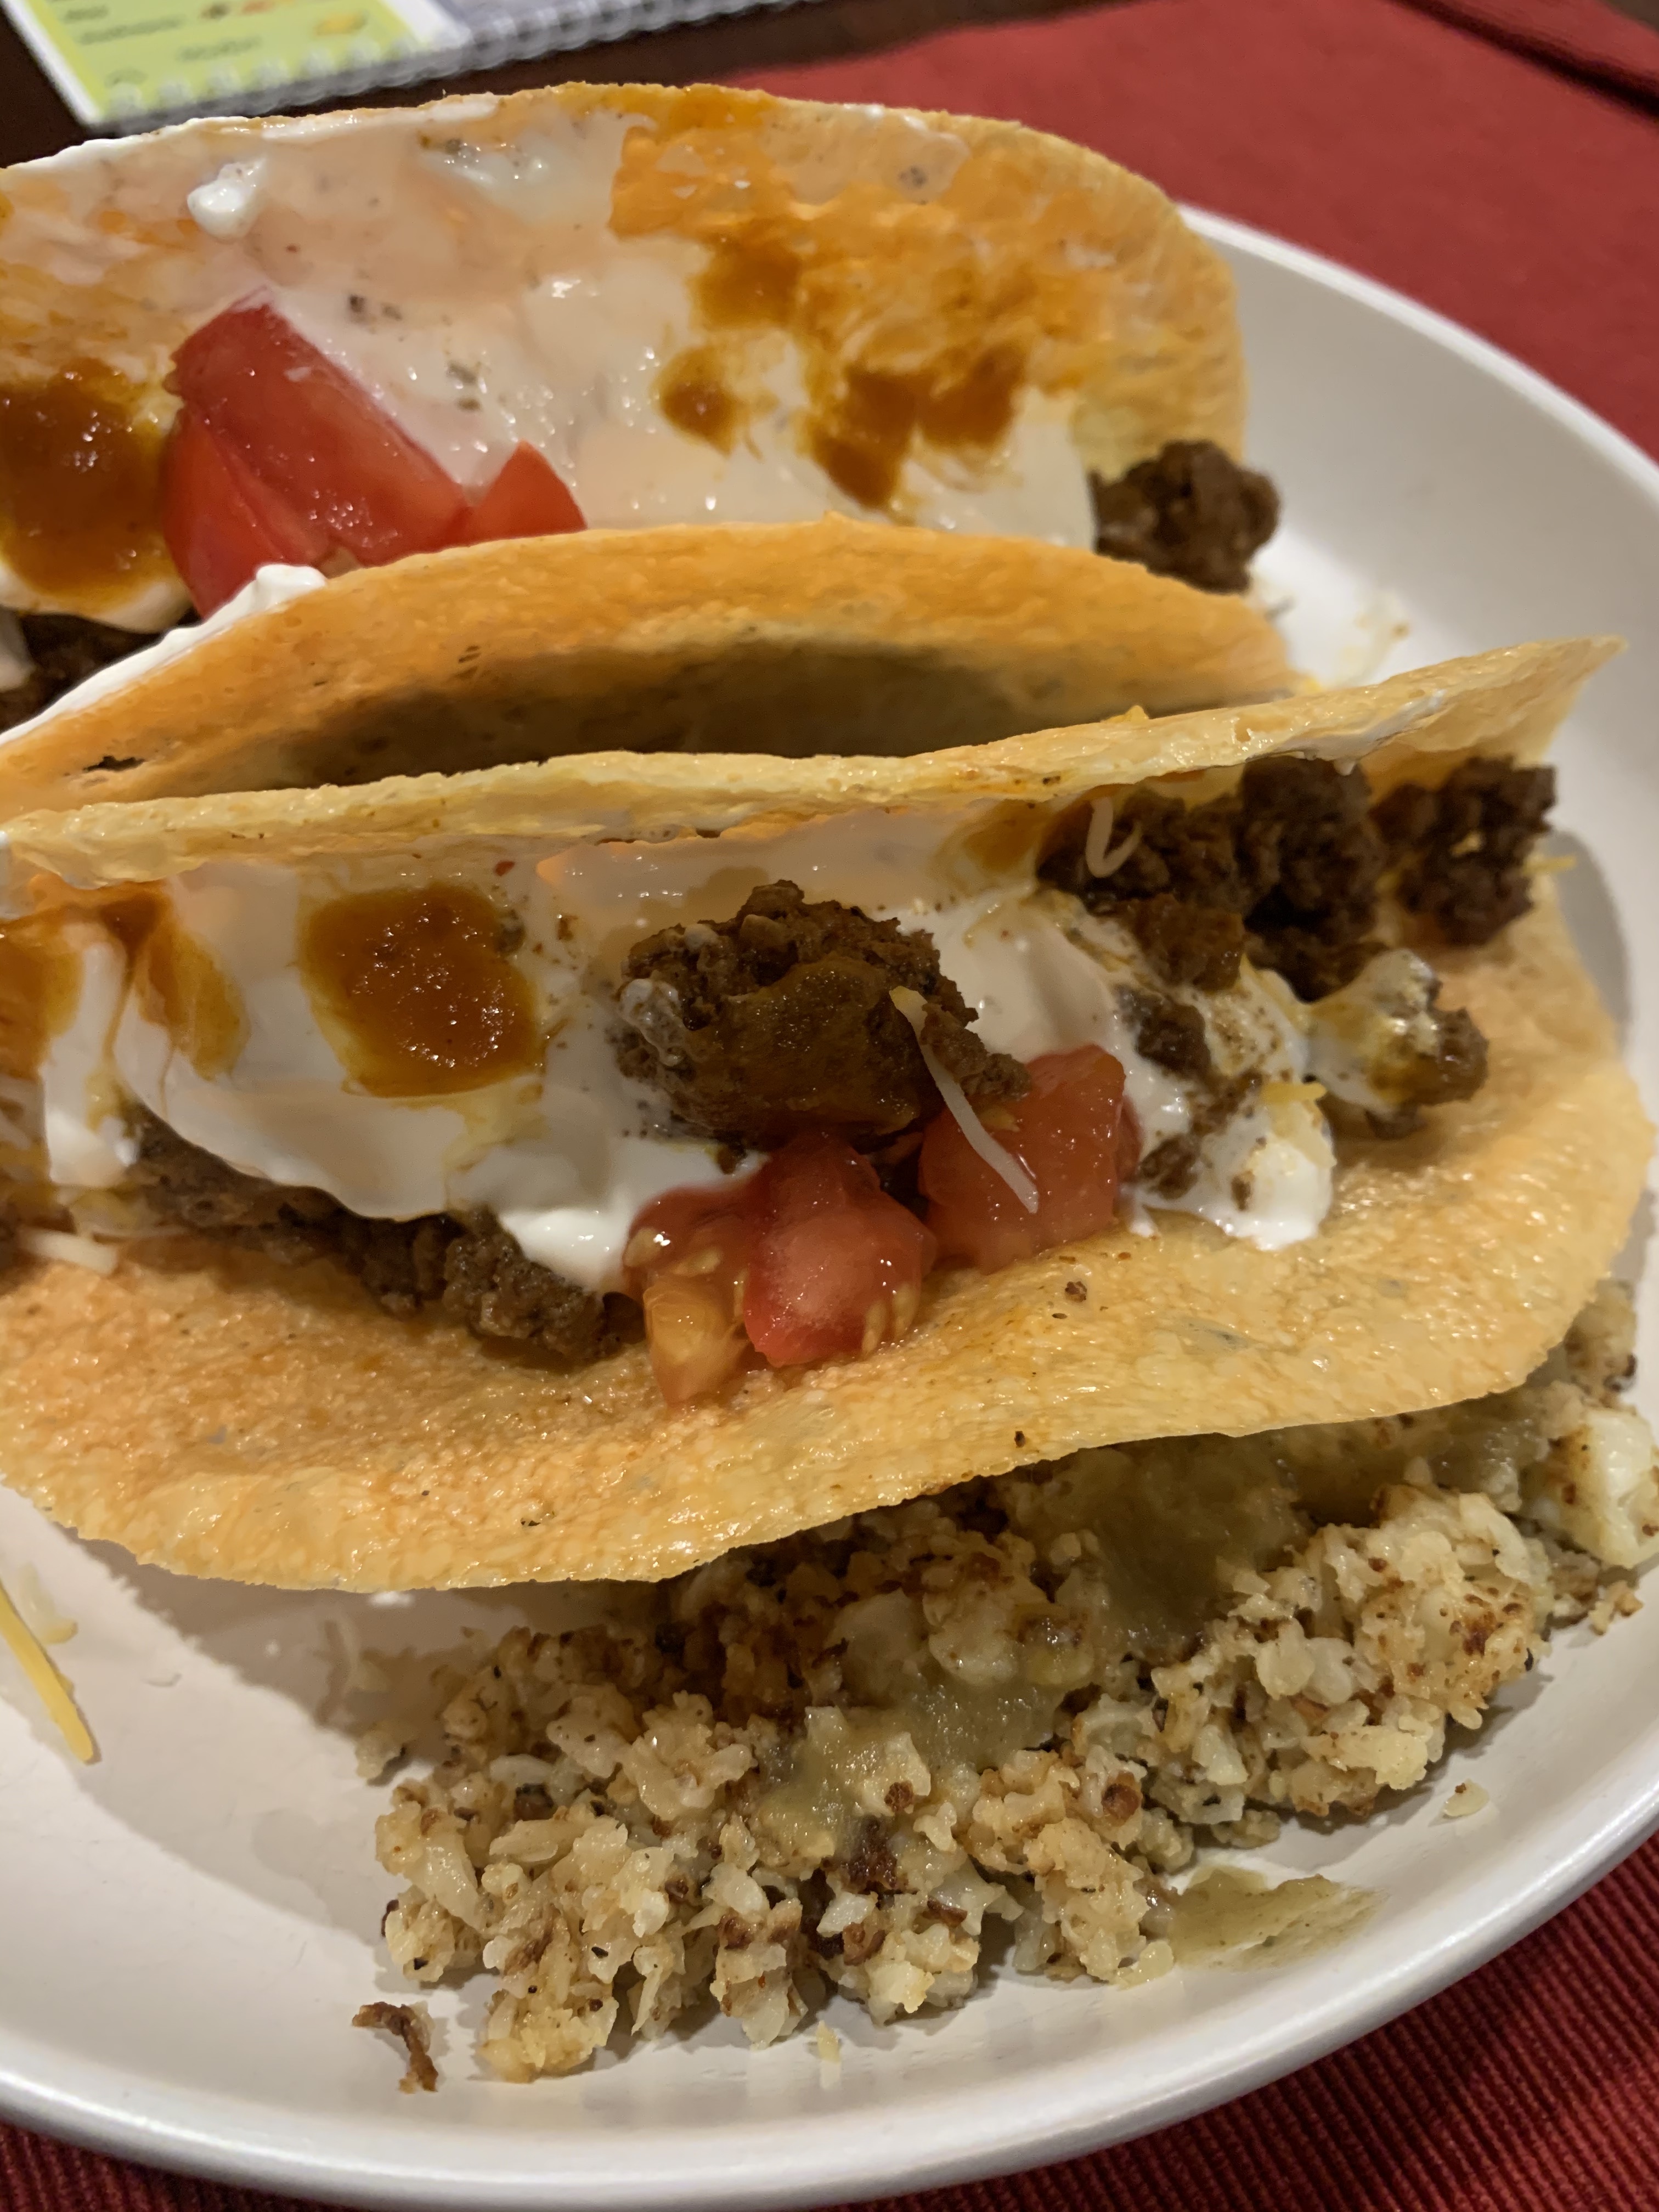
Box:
[1084,797,1116,876]
[1084,800,1143,882]
[1090,822,1143,881]
[890,988,1039,1215]
[18,1226,119,1275]
[0,1573,96,1762]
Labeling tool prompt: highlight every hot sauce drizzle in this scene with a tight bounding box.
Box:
[0,365,172,610]
[300,884,539,1097]
[0,922,82,1081]
[103,892,248,1080]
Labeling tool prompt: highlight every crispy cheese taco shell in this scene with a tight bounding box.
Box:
[0,633,1637,1583]
[0,889,1641,1590]
[0,522,1293,820]
[0,637,1641,1590]
[0,637,1612,891]
[0,84,1243,624]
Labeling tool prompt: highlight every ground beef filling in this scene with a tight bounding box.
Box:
[1357,984,1489,1141]
[0,613,161,738]
[1043,754,1553,1003]
[1137,1074,1261,1201]
[614,881,1029,1149]
[1120,986,1214,1081]
[1375,756,1556,944]
[1089,439,1281,595]
[126,1107,631,1363]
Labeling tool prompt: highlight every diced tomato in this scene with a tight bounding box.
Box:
[742,1133,937,1368]
[624,1133,936,1399]
[919,1046,1137,1272]
[624,1184,754,1407]
[456,443,585,545]
[172,301,469,568]
[160,409,332,616]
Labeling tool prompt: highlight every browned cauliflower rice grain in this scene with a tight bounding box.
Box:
[370,1283,1656,2081]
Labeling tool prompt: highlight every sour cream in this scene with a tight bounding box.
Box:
[40,931,133,1191]
[0,566,327,750]
[31,805,1339,1284]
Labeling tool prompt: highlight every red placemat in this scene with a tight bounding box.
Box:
[4,1,1658,2205]
[1403,0,1659,103]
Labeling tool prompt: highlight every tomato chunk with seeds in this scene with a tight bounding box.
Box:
[919,1046,1136,1272]
[624,1184,753,1407]
[742,1133,936,1368]
[624,1133,936,1398]
[456,443,585,545]
[160,409,332,615]
[172,301,468,569]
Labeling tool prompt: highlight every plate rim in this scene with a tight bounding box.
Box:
[3,208,1659,2211]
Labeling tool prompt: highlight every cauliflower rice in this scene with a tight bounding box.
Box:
[368,1283,1657,2083]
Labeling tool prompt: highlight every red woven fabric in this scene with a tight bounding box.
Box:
[1400,0,1659,101]
[5,1,1659,2205]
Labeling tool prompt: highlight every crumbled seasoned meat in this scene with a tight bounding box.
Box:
[1097,785,1261,911]
[1308,949,1489,1137]
[1089,439,1280,594]
[352,2001,438,2094]
[128,1104,342,1261]
[1133,1072,1261,1201]
[1120,986,1213,1080]
[1384,1005,1487,1121]
[126,1105,625,1362]
[1137,1132,1203,1199]
[615,881,1028,1148]
[1364,1001,1487,1139]
[1436,1002,1489,1083]
[1122,896,1246,992]
[1043,755,1383,997]
[0,613,162,735]
[337,1215,455,1313]
[1375,758,1556,945]
[1238,756,1386,998]
[439,1225,622,1353]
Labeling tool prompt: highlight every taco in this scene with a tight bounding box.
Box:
[0,521,1294,820]
[0,84,1279,732]
[0,631,1644,1590]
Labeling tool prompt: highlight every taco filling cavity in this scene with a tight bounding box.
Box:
[0,736,1548,1407]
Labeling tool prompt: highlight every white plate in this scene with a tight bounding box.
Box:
[1,214,1657,2210]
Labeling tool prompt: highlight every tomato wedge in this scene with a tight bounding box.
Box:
[457,443,585,545]
[742,1133,937,1368]
[625,1133,936,1398]
[624,1184,753,1407]
[160,409,331,616]
[920,1046,1137,1271]
[172,302,469,568]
